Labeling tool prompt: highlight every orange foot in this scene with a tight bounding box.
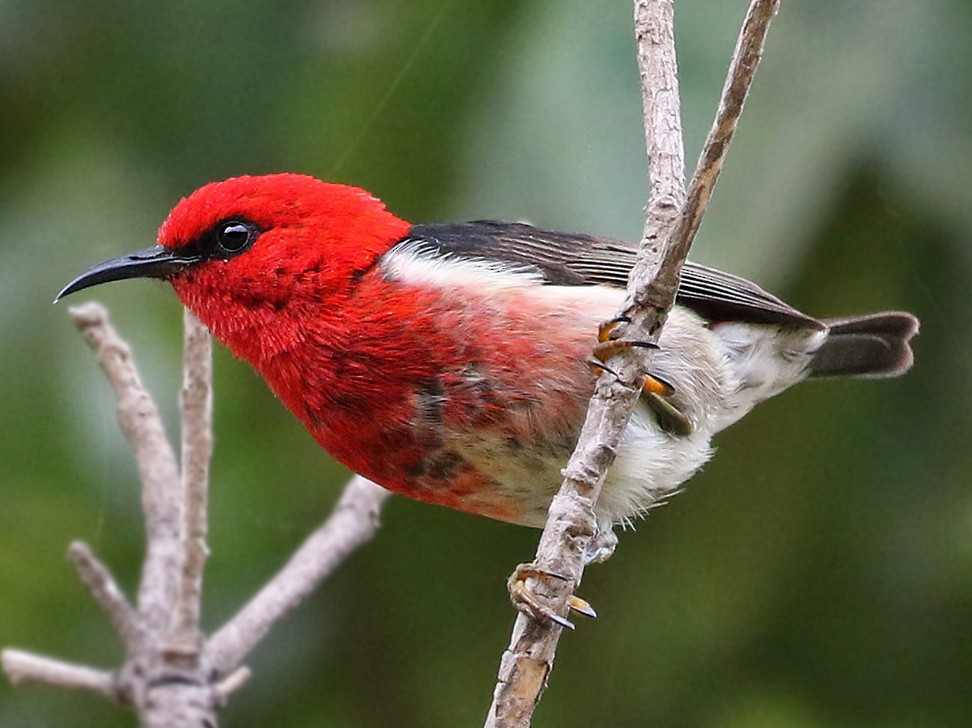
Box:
[507,564,597,630]
[589,317,692,436]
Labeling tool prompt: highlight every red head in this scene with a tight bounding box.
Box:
[57,173,411,354]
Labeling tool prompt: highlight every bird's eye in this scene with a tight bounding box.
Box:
[216,220,257,255]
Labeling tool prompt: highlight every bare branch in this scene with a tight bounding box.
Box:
[677,0,781,257]
[69,303,182,633]
[137,681,217,728]
[1,650,117,700]
[67,541,141,653]
[636,0,686,242]
[171,308,214,647]
[485,1,782,725]
[207,474,390,676]
[6,304,391,726]
[213,667,252,704]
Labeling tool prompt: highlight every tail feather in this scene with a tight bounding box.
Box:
[809,312,919,379]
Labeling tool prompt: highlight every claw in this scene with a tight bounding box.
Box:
[591,319,689,435]
[592,337,659,364]
[568,595,598,619]
[585,527,619,563]
[642,373,675,397]
[595,314,660,368]
[597,316,630,344]
[507,564,590,630]
[547,611,575,630]
[587,358,619,378]
[590,359,673,400]
[644,392,693,436]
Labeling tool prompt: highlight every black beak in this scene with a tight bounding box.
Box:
[56,245,200,302]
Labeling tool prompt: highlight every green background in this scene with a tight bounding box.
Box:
[2,0,970,726]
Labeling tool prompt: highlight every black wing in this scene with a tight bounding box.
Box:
[397,221,824,330]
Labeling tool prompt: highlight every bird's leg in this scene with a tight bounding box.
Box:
[592,316,659,361]
[507,564,597,630]
[592,316,669,395]
[587,359,672,398]
[590,317,693,437]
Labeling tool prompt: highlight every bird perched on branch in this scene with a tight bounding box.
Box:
[59,173,918,560]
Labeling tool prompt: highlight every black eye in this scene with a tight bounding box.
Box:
[216,220,257,255]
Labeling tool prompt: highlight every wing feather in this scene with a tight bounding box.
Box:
[394,221,823,330]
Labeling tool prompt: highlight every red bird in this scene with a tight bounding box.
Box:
[60,173,918,553]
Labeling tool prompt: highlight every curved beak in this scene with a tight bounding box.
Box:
[56,245,200,302]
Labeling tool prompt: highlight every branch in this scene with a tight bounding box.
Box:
[3,303,390,726]
[664,0,782,277]
[637,0,686,242]
[70,302,183,634]
[484,1,781,725]
[68,541,141,654]
[170,308,214,649]
[2,651,117,700]
[208,474,389,676]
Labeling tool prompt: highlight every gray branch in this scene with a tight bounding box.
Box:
[170,308,214,650]
[2,651,117,700]
[208,475,390,676]
[2,303,389,726]
[68,541,141,654]
[484,1,781,725]
[72,302,184,635]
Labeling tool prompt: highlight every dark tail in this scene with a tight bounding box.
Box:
[809,312,919,378]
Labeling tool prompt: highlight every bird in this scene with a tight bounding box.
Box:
[59,172,918,564]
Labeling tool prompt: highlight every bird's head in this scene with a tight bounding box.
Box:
[58,173,411,321]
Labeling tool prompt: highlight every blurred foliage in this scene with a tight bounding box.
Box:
[1,0,970,726]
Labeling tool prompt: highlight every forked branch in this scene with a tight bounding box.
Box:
[2,304,389,727]
[484,1,782,726]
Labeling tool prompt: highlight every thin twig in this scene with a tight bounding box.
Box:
[207,474,390,676]
[637,0,686,244]
[171,308,214,647]
[213,667,253,705]
[69,303,182,634]
[485,1,781,725]
[1,650,118,700]
[67,541,141,653]
[675,0,781,258]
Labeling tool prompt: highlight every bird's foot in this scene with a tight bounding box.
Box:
[587,361,690,435]
[507,564,597,630]
[588,358,672,396]
[591,316,671,396]
[592,316,658,364]
[589,317,693,436]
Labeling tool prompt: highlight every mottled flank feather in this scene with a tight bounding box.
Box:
[376,225,918,527]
